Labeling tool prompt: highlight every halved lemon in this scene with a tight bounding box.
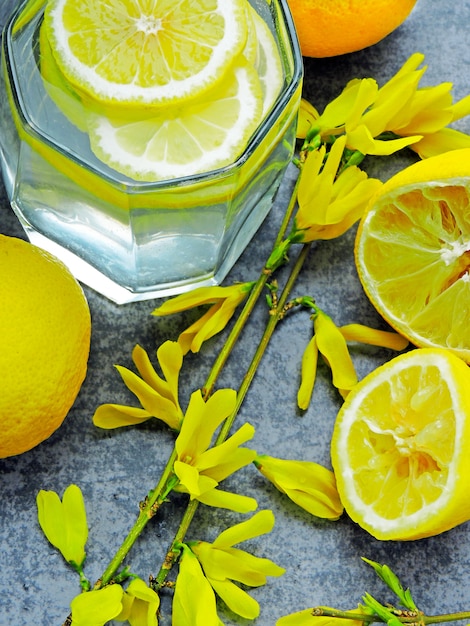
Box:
[355,149,470,363]
[331,348,470,540]
[44,0,248,107]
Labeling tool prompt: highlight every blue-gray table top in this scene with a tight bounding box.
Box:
[1,2,470,624]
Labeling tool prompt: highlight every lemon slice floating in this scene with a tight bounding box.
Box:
[331,348,470,541]
[249,6,284,117]
[44,0,248,107]
[87,58,263,181]
[355,149,470,363]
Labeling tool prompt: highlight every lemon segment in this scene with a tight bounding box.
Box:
[355,149,470,363]
[331,348,470,540]
[87,59,263,181]
[44,0,248,107]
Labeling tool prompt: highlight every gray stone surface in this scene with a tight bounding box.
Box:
[2,1,470,625]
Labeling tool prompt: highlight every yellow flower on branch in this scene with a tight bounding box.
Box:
[172,544,222,626]
[152,282,255,354]
[299,53,470,159]
[36,484,88,570]
[254,455,343,520]
[93,341,184,431]
[189,510,285,620]
[173,389,257,513]
[294,136,382,242]
[298,308,408,409]
[116,578,160,626]
[70,585,124,626]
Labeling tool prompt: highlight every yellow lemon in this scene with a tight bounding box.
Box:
[0,235,91,458]
[331,348,470,540]
[355,149,470,363]
[286,0,417,58]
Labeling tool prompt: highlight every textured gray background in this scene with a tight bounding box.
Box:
[2,1,470,625]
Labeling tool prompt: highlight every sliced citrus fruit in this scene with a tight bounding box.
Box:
[44,0,248,107]
[86,58,263,181]
[249,6,284,118]
[331,348,470,540]
[355,149,470,364]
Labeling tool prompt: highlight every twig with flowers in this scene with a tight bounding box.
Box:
[36,53,470,626]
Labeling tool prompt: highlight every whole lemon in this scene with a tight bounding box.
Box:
[287,0,418,58]
[0,235,91,458]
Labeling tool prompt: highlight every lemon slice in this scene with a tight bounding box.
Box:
[249,6,284,117]
[331,348,470,540]
[87,59,263,181]
[355,149,470,363]
[44,0,248,107]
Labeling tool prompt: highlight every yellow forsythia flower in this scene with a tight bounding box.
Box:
[189,510,285,620]
[173,389,257,513]
[254,455,343,520]
[298,311,408,410]
[295,136,382,242]
[70,585,124,626]
[152,282,255,354]
[300,53,470,159]
[36,484,88,568]
[172,544,221,626]
[116,578,160,626]
[93,341,184,431]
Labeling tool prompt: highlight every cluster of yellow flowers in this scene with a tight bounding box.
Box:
[36,52,470,625]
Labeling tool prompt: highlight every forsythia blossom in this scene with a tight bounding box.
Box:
[173,389,258,512]
[293,136,382,242]
[254,455,343,520]
[298,309,408,409]
[297,53,470,160]
[172,544,222,626]
[93,341,184,431]
[152,282,255,354]
[189,510,285,620]
[36,484,88,569]
[117,578,160,626]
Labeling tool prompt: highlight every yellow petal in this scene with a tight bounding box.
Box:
[297,98,319,139]
[297,334,319,410]
[339,324,409,350]
[195,488,258,513]
[92,404,153,429]
[173,546,220,626]
[37,484,87,566]
[411,127,470,159]
[210,577,260,619]
[314,311,357,390]
[70,585,124,625]
[212,510,275,548]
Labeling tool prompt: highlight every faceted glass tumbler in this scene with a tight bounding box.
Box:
[0,0,303,303]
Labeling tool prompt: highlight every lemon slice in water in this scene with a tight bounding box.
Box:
[87,58,263,181]
[44,0,248,107]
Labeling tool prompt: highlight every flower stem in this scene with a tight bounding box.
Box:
[202,168,302,399]
[153,242,312,588]
[95,449,178,588]
[312,607,470,625]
